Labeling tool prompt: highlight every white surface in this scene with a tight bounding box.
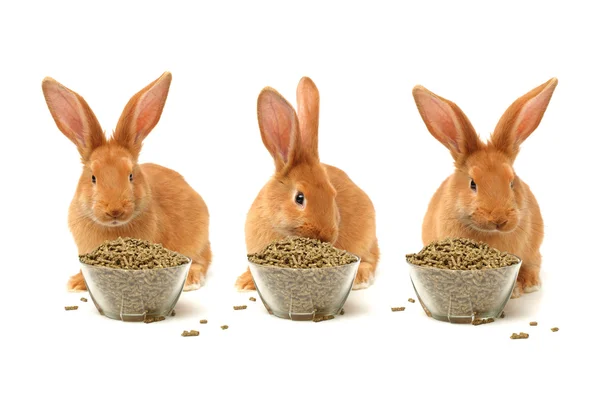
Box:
[1,1,597,394]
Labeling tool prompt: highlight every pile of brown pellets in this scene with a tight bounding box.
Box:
[79,237,190,321]
[80,237,189,269]
[247,236,359,319]
[406,238,520,270]
[248,236,358,268]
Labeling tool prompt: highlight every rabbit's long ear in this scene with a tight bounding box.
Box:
[257,87,302,173]
[296,76,320,161]
[412,85,482,162]
[42,77,106,160]
[113,72,172,158]
[491,78,558,159]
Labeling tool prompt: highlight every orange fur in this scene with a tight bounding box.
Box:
[42,72,211,292]
[413,78,557,298]
[236,77,379,291]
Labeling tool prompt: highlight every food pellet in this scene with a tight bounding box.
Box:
[200,319,208,324]
[551,327,559,332]
[500,311,506,318]
[221,325,229,330]
[80,297,88,302]
[391,307,405,312]
[408,298,415,303]
[529,321,538,326]
[249,297,256,302]
[144,316,165,324]
[472,318,494,326]
[340,308,345,315]
[313,315,335,322]
[233,305,247,310]
[78,237,190,318]
[406,238,521,318]
[181,330,199,337]
[171,310,176,316]
[510,332,529,339]
[65,306,78,311]
[247,236,359,317]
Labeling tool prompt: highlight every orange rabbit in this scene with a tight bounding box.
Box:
[412,78,558,297]
[42,72,211,292]
[236,77,379,291]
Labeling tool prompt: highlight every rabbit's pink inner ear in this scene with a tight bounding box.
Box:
[513,79,558,146]
[133,73,172,143]
[257,89,298,168]
[492,78,558,155]
[413,88,461,153]
[42,78,87,148]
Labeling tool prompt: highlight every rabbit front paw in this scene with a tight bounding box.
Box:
[67,271,87,292]
[352,262,375,290]
[184,264,206,291]
[235,269,256,291]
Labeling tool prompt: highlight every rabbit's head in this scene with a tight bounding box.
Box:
[412,78,558,233]
[256,77,340,243]
[42,72,172,227]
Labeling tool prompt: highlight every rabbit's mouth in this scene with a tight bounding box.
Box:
[466,208,518,234]
[103,219,131,227]
[97,215,134,227]
[467,220,517,234]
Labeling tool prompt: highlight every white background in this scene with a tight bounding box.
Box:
[1,1,597,394]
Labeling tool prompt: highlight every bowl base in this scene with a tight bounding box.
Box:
[97,309,171,322]
[267,308,342,321]
[429,312,501,324]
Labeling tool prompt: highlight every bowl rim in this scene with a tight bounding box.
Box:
[79,256,192,272]
[247,254,361,271]
[405,253,522,272]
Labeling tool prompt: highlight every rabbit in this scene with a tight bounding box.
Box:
[412,77,558,298]
[42,72,211,292]
[235,77,379,291]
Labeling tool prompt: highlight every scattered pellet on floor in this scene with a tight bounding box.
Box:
[65,306,78,311]
[80,297,88,302]
[510,332,529,339]
[551,327,559,332]
[391,307,405,312]
[181,330,199,337]
[529,321,538,326]
[340,308,345,315]
[500,311,506,318]
[144,316,165,324]
[249,297,256,302]
[221,325,229,330]
[408,298,415,303]
[233,305,247,310]
[200,319,208,324]
[171,310,176,316]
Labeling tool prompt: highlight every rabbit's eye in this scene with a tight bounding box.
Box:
[470,179,477,192]
[92,175,96,184]
[510,180,514,189]
[129,173,133,182]
[295,192,305,206]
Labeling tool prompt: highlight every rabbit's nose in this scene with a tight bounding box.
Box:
[106,209,124,219]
